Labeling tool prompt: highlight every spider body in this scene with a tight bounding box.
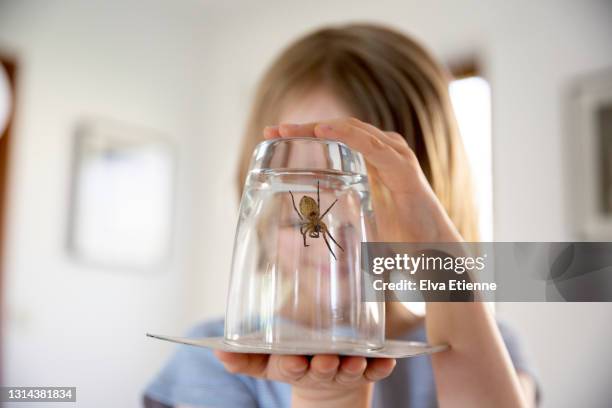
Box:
[289,181,344,259]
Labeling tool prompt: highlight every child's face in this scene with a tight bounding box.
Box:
[263,88,361,309]
[277,87,353,125]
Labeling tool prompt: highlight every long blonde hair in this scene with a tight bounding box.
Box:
[237,23,479,241]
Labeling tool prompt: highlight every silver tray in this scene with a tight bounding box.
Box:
[147,333,449,358]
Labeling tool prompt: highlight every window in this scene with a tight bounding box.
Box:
[449,75,493,241]
[402,72,493,317]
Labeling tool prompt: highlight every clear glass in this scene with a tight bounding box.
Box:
[224,137,384,352]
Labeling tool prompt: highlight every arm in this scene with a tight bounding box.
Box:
[518,373,537,407]
[426,302,527,407]
[275,118,533,407]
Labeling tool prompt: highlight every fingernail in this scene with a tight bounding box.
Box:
[320,124,334,131]
[265,125,278,130]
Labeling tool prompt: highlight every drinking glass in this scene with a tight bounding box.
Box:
[224,137,384,352]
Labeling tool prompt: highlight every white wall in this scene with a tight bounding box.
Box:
[1,0,611,407]
[0,1,234,406]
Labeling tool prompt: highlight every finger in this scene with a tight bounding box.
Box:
[349,120,410,154]
[306,355,340,382]
[364,358,397,382]
[382,131,411,154]
[279,119,411,157]
[267,355,309,381]
[263,125,280,139]
[278,122,317,138]
[214,351,268,377]
[314,119,405,172]
[335,356,367,385]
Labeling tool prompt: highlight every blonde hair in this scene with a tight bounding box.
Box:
[237,23,479,241]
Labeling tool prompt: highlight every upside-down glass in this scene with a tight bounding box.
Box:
[225,137,384,352]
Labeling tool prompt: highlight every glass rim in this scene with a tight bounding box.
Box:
[247,136,368,177]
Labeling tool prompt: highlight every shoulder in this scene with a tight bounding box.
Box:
[495,320,540,385]
[144,318,258,408]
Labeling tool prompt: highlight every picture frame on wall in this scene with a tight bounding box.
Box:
[568,69,612,240]
[67,118,176,271]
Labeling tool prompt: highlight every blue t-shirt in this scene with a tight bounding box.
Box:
[144,319,538,408]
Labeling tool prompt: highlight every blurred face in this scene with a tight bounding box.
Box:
[259,88,368,323]
[278,87,353,124]
[275,87,355,272]
[276,86,356,255]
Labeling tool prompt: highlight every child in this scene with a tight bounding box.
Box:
[144,23,538,408]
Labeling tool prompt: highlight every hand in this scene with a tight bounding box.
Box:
[214,352,395,408]
[264,118,462,243]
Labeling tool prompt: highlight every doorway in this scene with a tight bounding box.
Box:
[0,56,17,385]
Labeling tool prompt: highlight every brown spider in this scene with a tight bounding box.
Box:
[289,181,344,260]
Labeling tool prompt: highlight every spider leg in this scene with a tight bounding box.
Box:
[319,199,338,219]
[323,224,344,252]
[317,180,320,210]
[322,231,337,260]
[300,224,310,247]
[289,191,303,220]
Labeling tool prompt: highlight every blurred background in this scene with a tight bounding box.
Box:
[0,0,611,406]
